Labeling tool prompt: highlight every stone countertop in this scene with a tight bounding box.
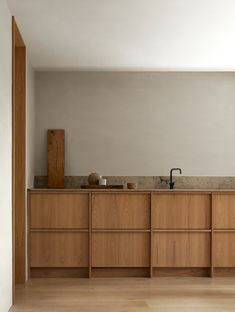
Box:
[28,188,235,193]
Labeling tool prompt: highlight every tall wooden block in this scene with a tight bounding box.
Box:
[47,129,65,188]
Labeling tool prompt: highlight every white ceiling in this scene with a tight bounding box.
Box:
[7,0,235,70]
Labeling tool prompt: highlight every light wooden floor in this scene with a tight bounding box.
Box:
[10,277,235,312]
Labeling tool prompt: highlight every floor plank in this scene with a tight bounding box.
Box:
[10,277,235,312]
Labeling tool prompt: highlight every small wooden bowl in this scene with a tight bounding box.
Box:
[127,182,137,189]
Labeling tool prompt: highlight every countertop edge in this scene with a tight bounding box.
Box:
[28,188,235,194]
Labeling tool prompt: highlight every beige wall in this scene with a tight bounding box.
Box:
[35,72,235,176]
[0,0,13,310]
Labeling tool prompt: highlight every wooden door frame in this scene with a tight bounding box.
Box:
[12,16,26,302]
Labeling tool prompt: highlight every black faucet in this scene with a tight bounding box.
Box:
[169,168,182,189]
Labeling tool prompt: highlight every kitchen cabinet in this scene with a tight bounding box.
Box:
[213,194,235,269]
[30,193,89,229]
[152,232,210,267]
[28,190,235,278]
[151,193,210,229]
[92,232,149,267]
[31,232,88,267]
[29,192,89,277]
[92,193,150,229]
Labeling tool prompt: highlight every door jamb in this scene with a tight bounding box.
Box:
[12,16,26,303]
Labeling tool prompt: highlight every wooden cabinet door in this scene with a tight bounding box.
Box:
[30,193,89,229]
[152,233,210,267]
[213,195,235,267]
[214,233,235,267]
[30,232,88,267]
[92,233,150,267]
[92,193,150,229]
[152,194,210,229]
[213,195,235,229]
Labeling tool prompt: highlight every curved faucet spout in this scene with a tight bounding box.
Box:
[169,168,182,189]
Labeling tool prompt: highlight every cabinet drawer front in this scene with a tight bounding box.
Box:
[30,232,88,267]
[152,194,210,229]
[152,233,210,267]
[213,195,235,229]
[92,233,150,267]
[214,233,235,267]
[30,193,89,229]
[92,193,150,229]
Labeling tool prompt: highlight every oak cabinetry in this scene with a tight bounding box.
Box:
[152,194,210,229]
[30,193,88,229]
[31,232,88,267]
[91,193,150,271]
[213,194,235,229]
[92,232,149,267]
[213,194,235,269]
[28,190,235,278]
[152,232,210,267]
[92,193,150,229]
[213,233,235,267]
[29,192,89,277]
[151,193,211,276]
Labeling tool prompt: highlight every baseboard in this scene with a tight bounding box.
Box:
[30,267,235,278]
[213,268,235,277]
[30,267,89,278]
[91,267,150,277]
[152,267,210,277]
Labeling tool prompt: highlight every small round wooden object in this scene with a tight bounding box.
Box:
[127,182,137,189]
